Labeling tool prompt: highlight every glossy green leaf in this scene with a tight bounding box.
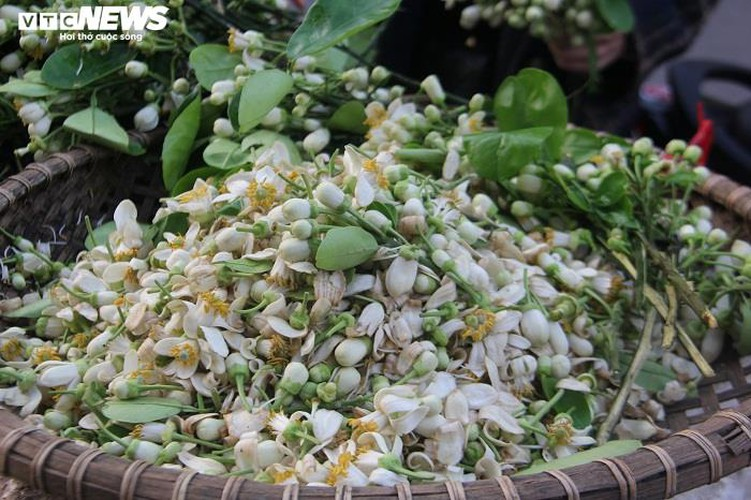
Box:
[102,397,184,423]
[595,0,635,32]
[316,227,378,271]
[85,221,151,250]
[541,375,593,429]
[203,138,252,169]
[593,171,628,207]
[516,440,642,476]
[238,69,293,133]
[41,44,131,90]
[240,130,302,164]
[63,107,130,152]
[468,128,558,181]
[162,95,201,190]
[619,352,677,393]
[562,128,602,164]
[171,167,223,196]
[394,148,446,167]
[189,44,243,90]
[220,259,273,274]
[328,101,368,134]
[0,79,56,97]
[494,68,568,132]
[3,298,53,319]
[287,0,401,59]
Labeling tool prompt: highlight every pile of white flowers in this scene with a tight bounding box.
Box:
[0,129,723,486]
[449,0,620,46]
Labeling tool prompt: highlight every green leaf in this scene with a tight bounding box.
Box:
[494,68,568,132]
[189,44,243,90]
[240,130,302,164]
[171,167,223,196]
[619,352,677,393]
[162,95,201,190]
[102,397,184,424]
[84,221,151,250]
[328,101,368,134]
[203,138,252,169]
[41,44,131,90]
[287,0,401,59]
[541,375,593,429]
[217,199,243,216]
[593,171,628,207]
[3,298,53,319]
[562,128,602,164]
[145,213,191,245]
[315,227,378,271]
[238,69,293,133]
[595,0,635,32]
[220,259,273,274]
[63,107,130,152]
[516,440,642,476]
[394,148,446,167]
[0,79,56,97]
[468,128,559,181]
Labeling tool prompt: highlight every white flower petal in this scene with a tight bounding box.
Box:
[201,326,229,357]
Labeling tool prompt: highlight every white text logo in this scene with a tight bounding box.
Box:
[18,6,169,32]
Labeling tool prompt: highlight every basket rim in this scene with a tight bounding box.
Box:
[1,147,751,499]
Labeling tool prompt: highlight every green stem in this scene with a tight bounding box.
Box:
[529,389,565,426]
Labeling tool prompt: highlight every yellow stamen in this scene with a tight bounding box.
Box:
[364,106,387,129]
[114,248,138,261]
[130,424,144,439]
[467,116,482,132]
[546,417,575,447]
[169,342,198,367]
[198,292,229,317]
[31,345,61,365]
[246,180,278,212]
[461,309,496,342]
[168,236,185,250]
[348,418,378,438]
[176,183,209,203]
[113,296,126,307]
[227,28,240,52]
[362,159,379,173]
[325,451,354,486]
[271,469,295,484]
[70,333,90,349]
[0,338,24,361]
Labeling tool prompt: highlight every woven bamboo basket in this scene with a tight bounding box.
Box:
[1,137,751,500]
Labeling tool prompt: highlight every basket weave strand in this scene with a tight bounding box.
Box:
[1,142,751,498]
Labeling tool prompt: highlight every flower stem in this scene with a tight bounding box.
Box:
[529,389,565,426]
[596,307,657,445]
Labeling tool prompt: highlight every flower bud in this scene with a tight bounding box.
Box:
[363,210,391,230]
[510,200,534,218]
[678,224,696,242]
[44,409,72,431]
[370,65,390,83]
[125,60,148,79]
[134,104,160,132]
[666,139,687,156]
[213,118,234,138]
[333,366,361,397]
[101,441,126,456]
[172,77,191,94]
[278,237,310,263]
[196,418,227,442]
[632,137,654,156]
[28,116,51,137]
[316,381,337,402]
[521,309,550,346]
[303,128,330,154]
[550,354,571,378]
[0,19,7,37]
[334,338,371,367]
[421,75,445,105]
[19,103,46,124]
[126,439,163,463]
[279,362,309,395]
[314,182,347,211]
[309,363,332,383]
[226,352,249,379]
[1,51,23,73]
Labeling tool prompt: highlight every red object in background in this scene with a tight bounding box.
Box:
[291,0,307,10]
[690,102,714,165]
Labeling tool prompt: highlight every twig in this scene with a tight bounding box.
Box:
[596,308,657,445]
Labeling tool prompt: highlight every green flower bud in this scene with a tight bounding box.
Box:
[666,139,687,156]
[126,439,163,463]
[196,418,227,442]
[436,347,450,370]
[11,273,25,291]
[111,379,140,400]
[309,363,333,383]
[413,351,438,376]
[632,137,654,156]
[537,355,552,376]
[299,381,318,401]
[551,354,571,379]
[159,441,182,463]
[43,409,71,431]
[463,441,484,466]
[316,381,337,402]
[683,144,702,164]
[226,353,250,379]
[101,441,126,456]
